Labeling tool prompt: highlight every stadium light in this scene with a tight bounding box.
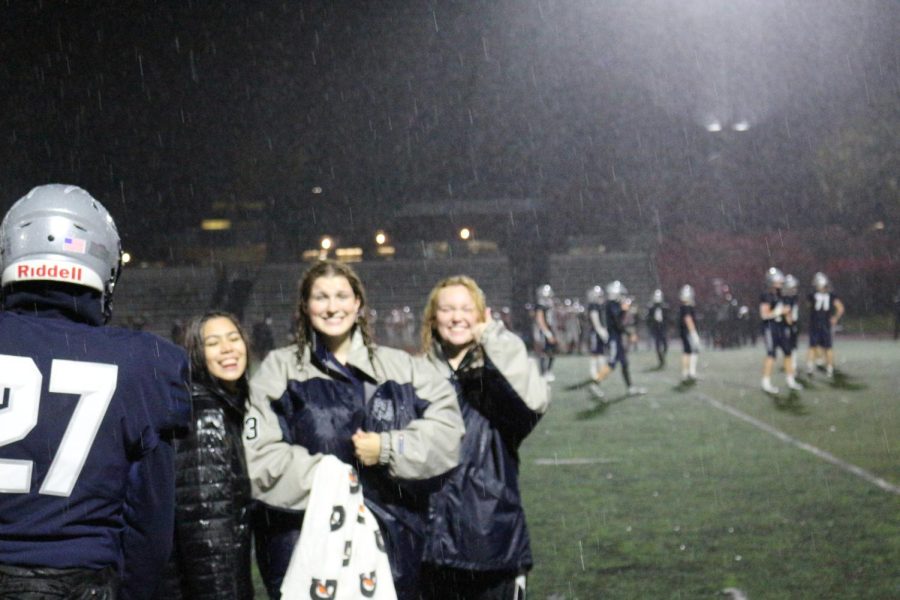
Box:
[459,227,472,240]
[375,230,387,245]
[320,236,333,250]
[121,252,132,265]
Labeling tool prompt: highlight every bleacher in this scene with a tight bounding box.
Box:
[109,252,657,345]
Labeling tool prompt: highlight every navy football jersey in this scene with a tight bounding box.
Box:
[678,305,696,338]
[587,302,605,332]
[808,291,838,327]
[0,311,189,573]
[605,300,626,339]
[759,290,785,324]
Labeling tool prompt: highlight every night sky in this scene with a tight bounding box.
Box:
[1,1,897,261]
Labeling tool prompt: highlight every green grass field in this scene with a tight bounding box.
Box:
[520,339,899,599]
[251,339,899,599]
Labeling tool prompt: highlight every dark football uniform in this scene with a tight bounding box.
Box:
[647,302,668,362]
[587,301,607,356]
[679,304,698,354]
[0,293,189,599]
[605,300,628,368]
[808,291,838,348]
[760,290,791,358]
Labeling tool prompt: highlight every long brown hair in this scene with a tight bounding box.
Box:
[183,310,250,398]
[420,275,487,353]
[294,260,375,364]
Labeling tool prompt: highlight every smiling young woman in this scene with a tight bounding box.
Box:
[244,260,463,600]
[157,310,254,600]
[420,275,551,600]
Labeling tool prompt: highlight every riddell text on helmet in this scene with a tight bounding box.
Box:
[18,263,84,282]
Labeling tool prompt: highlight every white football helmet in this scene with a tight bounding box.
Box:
[679,284,695,304]
[586,285,605,304]
[651,289,664,304]
[1,184,122,321]
[783,274,799,296]
[535,284,554,306]
[812,271,829,291]
[606,280,627,301]
[765,267,785,288]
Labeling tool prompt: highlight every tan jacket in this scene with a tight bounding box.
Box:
[243,331,463,511]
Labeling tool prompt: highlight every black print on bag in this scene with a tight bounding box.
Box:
[357,503,367,524]
[374,530,385,552]
[348,469,360,494]
[359,572,377,597]
[342,540,352,566]
[329,506,345,531]
[309,578,337,600]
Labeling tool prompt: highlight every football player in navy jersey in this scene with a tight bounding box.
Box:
[585,285,609,398]
[759,267,802,394]
[646,289,668,369]
[0,185,190,599]
[590,281,645,397]
[804,272,845,378]
[782,275,801,370]
[533,284,559,381]
[678,285,701,383]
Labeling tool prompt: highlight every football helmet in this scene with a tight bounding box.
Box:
[812,271,829,291]
[606,280,627,301]
[1,184,122,321]
[783,274,799,296]
[651,289,664,304]
[535,284,554,306]
[679,284,695,304]
[765,267,785,288]
[586,285,605,304]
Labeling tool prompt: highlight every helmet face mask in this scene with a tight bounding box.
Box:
[1,185,122,321]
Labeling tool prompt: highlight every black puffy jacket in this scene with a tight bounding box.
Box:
[157,382,254,600]
[423,320,550,573]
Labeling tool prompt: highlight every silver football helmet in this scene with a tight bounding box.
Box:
[783,274,799,296]
[812,271,829,291]
[606,280,627,301]
[679,284,695,304]
[1,184,122,321]
[765,267,785,288]
[535,283,554,306]
[586,285,605,304]
[651,289,664,304]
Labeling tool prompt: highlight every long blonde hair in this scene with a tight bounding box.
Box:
[294,260,375,365]
[420,275,487,353]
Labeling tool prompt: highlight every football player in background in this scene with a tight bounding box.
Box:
[759,267,803,394]
[585,285,609,398]
[533,284,559,381]
[805,272,845,378]
[590,281,645,397]
[0,185,189,599]
[678,285,701,383]
[646,289,668,369]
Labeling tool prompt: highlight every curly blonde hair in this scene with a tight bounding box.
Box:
[420,275,487,353]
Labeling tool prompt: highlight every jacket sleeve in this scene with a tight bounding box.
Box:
[243,349,322,511]
[120,434,176,600]
[378,352,463,481]
[121,346,189,600]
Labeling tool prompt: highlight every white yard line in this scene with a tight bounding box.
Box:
[534,457,619,466]
[698,392,900,496]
